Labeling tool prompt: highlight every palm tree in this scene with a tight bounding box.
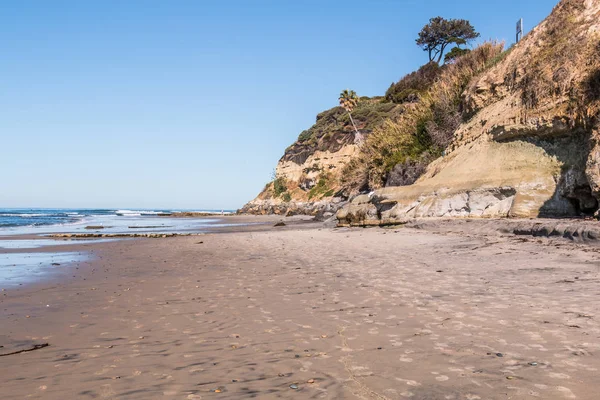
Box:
[338,89,363,144]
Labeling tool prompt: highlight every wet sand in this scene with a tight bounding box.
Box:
[1,217,600,399]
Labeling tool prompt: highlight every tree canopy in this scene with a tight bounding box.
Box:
[444,47,471,64]
[339,89,359,113]
[338,89,361,141]
[416,17,479,64]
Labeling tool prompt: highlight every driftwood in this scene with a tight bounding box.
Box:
[0,343,49,357]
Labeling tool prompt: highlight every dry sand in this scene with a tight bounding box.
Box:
[1,217,600,399]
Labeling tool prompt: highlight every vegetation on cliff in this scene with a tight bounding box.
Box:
[384,62,442,104]
[338,89,361,142]
[336,0,600,224]
[257,96,403,201]
[246,0,600,216]
[415,16,480,64]
[341,0,600,196]
[342,42,506,192]
[254,14,499,205]
[282,98,401,166]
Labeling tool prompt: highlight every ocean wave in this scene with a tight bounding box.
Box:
[115,210,166,216]
[57,216,91,227]
[0,213,49,217]
[184,210,233,214]
[1,221,66,228]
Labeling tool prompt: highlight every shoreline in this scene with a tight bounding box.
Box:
[0,215,319,289]
[1,216,600,399]
[0,211,253,238]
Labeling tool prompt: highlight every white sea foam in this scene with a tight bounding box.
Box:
[115,210,164,216]
[0,208,233,236]
[179,210,233,214]
[58,216,91,227]
[0,213,47,217]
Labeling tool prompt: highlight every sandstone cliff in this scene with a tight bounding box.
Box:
[338,0,600,226]
[240,99,403,216]
[241,0,600,223]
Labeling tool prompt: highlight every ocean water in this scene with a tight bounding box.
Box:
[0,208,117,228]
[0,208,232,229]
[0,208,236,236]
[0,238,120,249]
[0,208,237,287]
[0,252,86,287]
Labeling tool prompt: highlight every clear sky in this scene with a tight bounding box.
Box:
[1,0,558,210]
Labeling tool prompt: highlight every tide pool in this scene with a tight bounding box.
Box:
[0,252,86,288]
[0,238,120,249]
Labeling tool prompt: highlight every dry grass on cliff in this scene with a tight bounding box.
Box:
[341,42,505,193]
[509,0,600,124]
[385,62,442,103]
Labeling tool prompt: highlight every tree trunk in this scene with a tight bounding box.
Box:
[436,43,448,64]
[348,112,359,135]
[348,112,363,145]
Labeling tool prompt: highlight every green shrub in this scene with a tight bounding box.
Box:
[303,163,321,174]
[308,175,332,200]
[288,107,346,149]
[297,130,312,142]
[349,101,401,131]
[385,62,442,103]
[444,47,471,64]
[273,177,287,197]
[281,192,292,202]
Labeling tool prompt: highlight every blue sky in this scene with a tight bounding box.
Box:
[0,0,558,209]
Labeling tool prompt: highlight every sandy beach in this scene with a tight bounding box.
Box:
[2,216,600,399]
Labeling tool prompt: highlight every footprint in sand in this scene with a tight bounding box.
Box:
[395,378,421,386]
[549,372,571,379]
[556,386,576,399]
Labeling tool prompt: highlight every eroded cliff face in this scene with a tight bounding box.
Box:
[239,138,359,217]
[240,99,402,216]
[239,146,357,218]
[338,0,600,226]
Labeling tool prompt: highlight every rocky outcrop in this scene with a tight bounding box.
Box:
[275,146,358,184]
[239,198,347,220]
[378,218,600,242]
[338,0,600,226]
[49,233,203,238]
